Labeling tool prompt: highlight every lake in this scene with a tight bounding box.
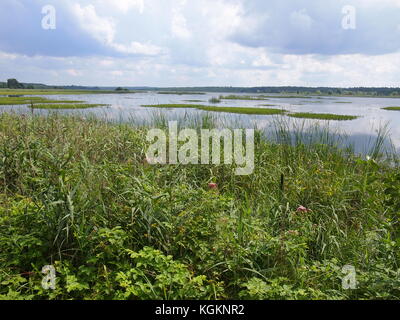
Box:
[2,92,400,154]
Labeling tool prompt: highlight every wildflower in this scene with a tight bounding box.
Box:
[143,156,156,165]
[297,205,312,213]
[208,183,218,190]
[366,155,371,161]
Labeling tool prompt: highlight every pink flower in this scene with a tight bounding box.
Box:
[143,156,156,165]
[208,183,218,190]
[297,205,312,213]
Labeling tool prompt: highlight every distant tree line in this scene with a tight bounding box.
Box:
[146,86,400,96]
[2,79,400,96]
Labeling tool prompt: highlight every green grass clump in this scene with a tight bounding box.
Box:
[209,97,221,103]
[142,104,286,115]
[31,103,109,109]
[0,89,132,96]
[0,97,83,105]
[261,95,312,99]
[157,91,205,95]
[199,106,285,115]
[382,107,400,111]
[288,113,358,121]
[220,94,312,100]
[220,95,268,101]
[0,113,399,300]
[142,104,204,109]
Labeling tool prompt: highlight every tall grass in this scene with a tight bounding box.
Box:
[0,112,399,300]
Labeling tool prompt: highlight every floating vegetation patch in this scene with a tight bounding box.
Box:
[382,106,400,111]
[199,106,286,115]
[142,104,286,115]
[288,112,358,121]
[0,89,128,96]
[260,95,312,99]
[157,91,206,95]
[300,100,324,104]
[31,103,109,109]
[0,97,83,105]
[219,95,268,101]
[184,100,204,103]
[209,97,221,103]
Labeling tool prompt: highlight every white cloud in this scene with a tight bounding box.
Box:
[111,41,164,55]
[290,9,313,30]
[70,3,163,56]
[66,69,82,77]
[71,4,115,45]
[110,70,124,76]
[252,54,275,67]
[112,0,144,13]
[200,0,243,40]
[171,8,191,39]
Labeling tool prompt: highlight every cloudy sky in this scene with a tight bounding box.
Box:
[1,0,400,87]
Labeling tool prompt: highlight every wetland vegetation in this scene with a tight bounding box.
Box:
[141,104,286,115]
[0,112,399,300]
[287,113,359,121]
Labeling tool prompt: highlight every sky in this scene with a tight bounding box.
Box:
[1,0,400,87]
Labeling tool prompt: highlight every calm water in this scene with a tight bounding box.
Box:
[2,92,400,154]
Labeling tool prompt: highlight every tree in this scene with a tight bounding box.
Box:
[7,79,24,89]
[115,87,128,92]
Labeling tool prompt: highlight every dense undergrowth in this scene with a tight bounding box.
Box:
[0,113,399,300]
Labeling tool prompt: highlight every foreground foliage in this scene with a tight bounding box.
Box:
[0,113,399,300]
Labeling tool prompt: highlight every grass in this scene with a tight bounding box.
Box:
[157,91,206,95]
[260,95,312,99]
[200,106,286,115]
[220,95,312,100]
[219,95,269,101]
[141,104,286,115]
[288,113,359,121]
[209,97,221,103]
[0,89,132,96]
[31,103,109,110]
[382,107,400,111]
[0,97,83,105]
[0,112,399,300]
